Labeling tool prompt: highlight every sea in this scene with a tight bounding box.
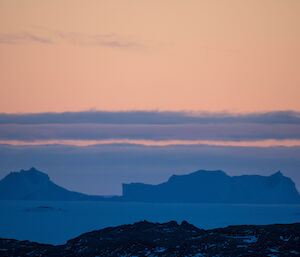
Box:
[0,200,300,245]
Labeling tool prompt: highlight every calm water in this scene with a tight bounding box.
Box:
[0,200,300,245]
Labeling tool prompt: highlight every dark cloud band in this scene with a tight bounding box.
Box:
[0,123,300,141]
[0,110,300,125]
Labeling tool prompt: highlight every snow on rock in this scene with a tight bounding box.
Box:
[0,221,300,256]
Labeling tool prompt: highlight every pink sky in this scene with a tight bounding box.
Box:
[0,0,299,113]
[1,139,300,147]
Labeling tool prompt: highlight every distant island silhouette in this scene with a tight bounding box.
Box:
[0,167,299,204]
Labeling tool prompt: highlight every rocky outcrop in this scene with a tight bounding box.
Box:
[0,221,300,256]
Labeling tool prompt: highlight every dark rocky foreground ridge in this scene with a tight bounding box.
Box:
[1,221,300,257]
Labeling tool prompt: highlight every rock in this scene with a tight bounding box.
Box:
[1,221,300,256]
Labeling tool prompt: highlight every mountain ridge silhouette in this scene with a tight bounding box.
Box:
[0,167,299,203]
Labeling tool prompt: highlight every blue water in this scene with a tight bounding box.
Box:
[0,200,300,245]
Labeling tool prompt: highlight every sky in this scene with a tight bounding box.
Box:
[0,0,299,113]
[0,1,299,195]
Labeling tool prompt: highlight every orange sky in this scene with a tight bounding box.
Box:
[0,0,299,113]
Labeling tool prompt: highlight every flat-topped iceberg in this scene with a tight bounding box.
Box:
[122,170,300,204]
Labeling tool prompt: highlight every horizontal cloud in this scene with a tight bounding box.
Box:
[1,111,300,144]
[0,32,53,44]
[48,29,141,48]
[0,123,300,142]
[0,110,300,124]
[0,29,142,49]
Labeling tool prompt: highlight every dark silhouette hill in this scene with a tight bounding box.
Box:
[1,168,300,203]
[1,221,300,256]
[122,170,300,204]
[0,168,106,201]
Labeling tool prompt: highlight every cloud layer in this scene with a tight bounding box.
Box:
[0,30,141,49]
[0,111,300,143]
[0,32,53,44]
[1,111,299,195]
[1,110,300,124]
[0,123,300,142]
